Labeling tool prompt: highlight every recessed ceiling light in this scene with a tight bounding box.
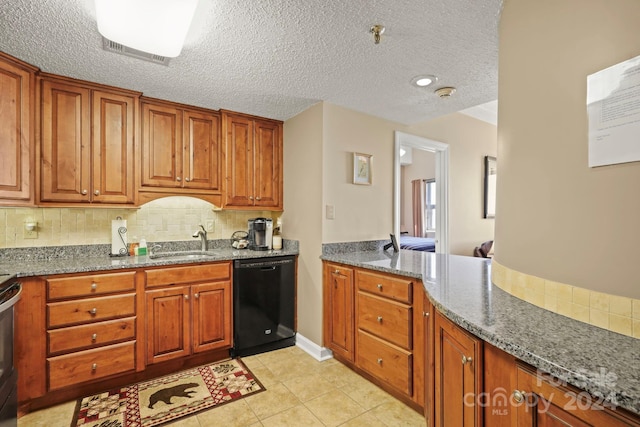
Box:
[411,75,438,87]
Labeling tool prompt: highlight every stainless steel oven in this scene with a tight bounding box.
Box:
[0,274,21,427]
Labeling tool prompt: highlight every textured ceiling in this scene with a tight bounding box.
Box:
[0,0,502,125]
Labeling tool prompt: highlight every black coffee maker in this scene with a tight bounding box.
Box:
[248,218,273,250]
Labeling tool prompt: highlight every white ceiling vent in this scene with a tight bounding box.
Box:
[102,37,170,66]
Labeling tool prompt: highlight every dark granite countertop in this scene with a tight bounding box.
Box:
[321,249,640,416]
[0,240,298,277]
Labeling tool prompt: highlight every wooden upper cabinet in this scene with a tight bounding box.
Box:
[39,74,139,205]
[0,53,37,205]
[222,111,282,210]
[139,98,221,201]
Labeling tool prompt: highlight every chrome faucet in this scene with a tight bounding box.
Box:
[193,225,208,251]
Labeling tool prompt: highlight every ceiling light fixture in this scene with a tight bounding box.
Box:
[435,87,457,98]
[95,0,198,58]
[411,75,438,87]
[370,25,385,44]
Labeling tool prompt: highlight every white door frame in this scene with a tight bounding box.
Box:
[394,131,449,254]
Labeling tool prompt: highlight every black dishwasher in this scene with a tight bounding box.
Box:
[232,256,296,357]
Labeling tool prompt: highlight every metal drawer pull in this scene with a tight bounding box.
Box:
[462,355,473,365]
[91,363,97,371]
[423,311,430,317]
[94,190,100,196]
[377,316,383,323]
[513,390,526,403]
[90,308,97,315]
[377,284,383,290]
[91,333,97,341]
[184,295,189,300]
[185,177,191,182]
[256,196,261,201]
[177,177,181,181]
[377,358,383,365]
[249,196,254,200]
[194,293,199,299]
[91,282,97,290]
[82,189,88,195]
[334,269,340,274]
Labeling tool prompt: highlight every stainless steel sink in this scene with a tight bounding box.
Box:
[148,250,219,260]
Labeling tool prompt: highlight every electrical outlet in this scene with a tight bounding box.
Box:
[326,205,335,220]
[205,220,215,232]
[24,229,38,239]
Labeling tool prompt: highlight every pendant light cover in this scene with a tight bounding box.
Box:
[95,0,198,58]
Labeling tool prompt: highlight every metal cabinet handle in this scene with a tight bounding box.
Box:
[185,177,191,182]
[256,196,261,201]
[91,363,97,371]
[377,284,383,290]
[462,355,473,365]
[177,177,182,182]
[90,308,97,315]
[184,294,189,300]
[91,333,97,341]
[334,269,340,274]
[81,189,88,195]
[423,311,430,317]
[249,196,254,200]
[194,293,199,299]
[94,190,100,196]
[377,316,383,323]
[377,358,383,365]
[91,282,97,290]
[513,390,526,403]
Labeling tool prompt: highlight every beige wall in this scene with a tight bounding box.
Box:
[401,149,436,235]
[282,103,325,345]
[496,0,640,298]
[409,113,497,255]
[0,197,271,248]
[322,103,399,242]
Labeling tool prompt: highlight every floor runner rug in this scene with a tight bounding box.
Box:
[71,358,264,427]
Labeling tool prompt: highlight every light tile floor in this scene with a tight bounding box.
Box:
[18,346,426,426]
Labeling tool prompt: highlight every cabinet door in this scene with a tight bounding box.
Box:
[423,296,434,426]
[146,286,190,364]
[92,90,135,203]
[183,110,220,191]
[483,343,518,426]
[253,119,281,208]
[324,263,355,362]
[40,79,91,202]
[434,312,482,427]
[224,113,253,206]
[0,55,34,204]
[141,102,182,188]
[192,281,232,353]
[515,365,640,427]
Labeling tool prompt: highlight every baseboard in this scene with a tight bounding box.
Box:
[295,333,333,361]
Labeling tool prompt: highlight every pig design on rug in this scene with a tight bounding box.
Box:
[148,382,200,409]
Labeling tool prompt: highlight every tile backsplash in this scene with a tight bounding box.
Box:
[0,197,276,248]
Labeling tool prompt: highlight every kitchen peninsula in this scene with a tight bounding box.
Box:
[321,246,640,426]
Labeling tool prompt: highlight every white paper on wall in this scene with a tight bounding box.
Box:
[587,54,640,167]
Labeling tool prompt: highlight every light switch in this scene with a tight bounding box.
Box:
[326,205,335,220]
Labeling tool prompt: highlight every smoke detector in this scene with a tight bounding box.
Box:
[435,87,456,98]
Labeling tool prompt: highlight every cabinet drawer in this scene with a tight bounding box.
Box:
[47,341,135,390]
[47,271,136,300]
[356,270,412,304]
[357,330,412,396]
[146,263,231,287]
[358,292,412,349]
[48,317,136,354]
[47,293,135,328]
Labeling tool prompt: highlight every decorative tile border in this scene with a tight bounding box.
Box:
[492,260,640,339]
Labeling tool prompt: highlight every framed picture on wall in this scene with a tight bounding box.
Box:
[484,156,497,218]
[353,152,373,185]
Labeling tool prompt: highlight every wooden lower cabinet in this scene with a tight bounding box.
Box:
[434,311,483,427]
[145,265,233,365]
[15,262,235,413]
[322,261,425,410]
[323,262,355,362]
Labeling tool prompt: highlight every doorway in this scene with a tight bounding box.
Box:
[393,131,449,253]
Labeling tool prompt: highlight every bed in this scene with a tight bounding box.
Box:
[399,235,436,252]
